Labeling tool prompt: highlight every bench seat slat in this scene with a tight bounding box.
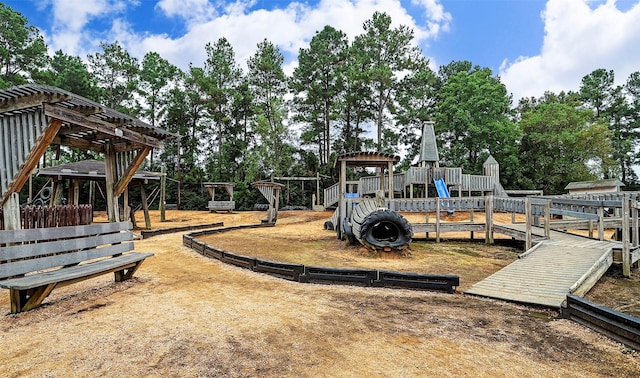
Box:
[0,252,154,290]
[1,231,133,261]
[0,222,132,244]
[0,242,134,279]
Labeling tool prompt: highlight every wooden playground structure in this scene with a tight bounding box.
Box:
[325,121,639,308]
[204,182,235,213]
[0,84,175,312]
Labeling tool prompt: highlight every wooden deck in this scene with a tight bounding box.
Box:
[465,223,619,308]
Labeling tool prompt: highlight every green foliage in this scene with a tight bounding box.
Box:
[517,93,613,194]
[435,64,519,174]
[88,41,140,114]
[578,69,640,186]
[7,4,640,207]
[353,12,423,151]
[247,39,291,177]
[0,4,48,87]
[291,25,349,167]
[48,50,101,101]
[202,38,243,182]
[395,56,438,165]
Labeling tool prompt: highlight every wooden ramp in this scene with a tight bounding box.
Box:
[465,224,618,308]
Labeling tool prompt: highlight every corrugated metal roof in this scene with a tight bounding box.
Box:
[0,84,178,142]
[334,151,400,168]
[564,179,625,190]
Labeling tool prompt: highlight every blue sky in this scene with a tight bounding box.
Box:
[6,0,640,102]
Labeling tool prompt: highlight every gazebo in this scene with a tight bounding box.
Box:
[0,84,177,229]
[203,182,235,212]
[37,160,162,228]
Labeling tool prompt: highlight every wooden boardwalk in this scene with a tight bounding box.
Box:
[465,223,619,308]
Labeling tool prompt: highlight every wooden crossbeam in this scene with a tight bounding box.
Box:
[0,93,71,113]
[43,103,162,149]
[113,146,152,196]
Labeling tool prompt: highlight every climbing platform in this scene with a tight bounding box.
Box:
[465,224,619,308]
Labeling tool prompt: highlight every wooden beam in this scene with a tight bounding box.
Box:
[43,103,163,149]
[160,166,166,222]
[140,184,151,229]
[0,93,71,113]
[1,118,63,207]
[113,146,152,196]
[52,135,103,152]
[104,144,119,222]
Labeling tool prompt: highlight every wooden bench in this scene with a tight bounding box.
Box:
[0,221,153,313]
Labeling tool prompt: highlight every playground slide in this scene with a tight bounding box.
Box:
[434,178,451,198]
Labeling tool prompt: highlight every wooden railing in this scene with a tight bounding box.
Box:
[323,183,340,208]
[0,204,93,230]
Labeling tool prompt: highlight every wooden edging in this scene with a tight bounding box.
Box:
[140,222,224,238]
[562,294,640,351]
[183,224,460,293]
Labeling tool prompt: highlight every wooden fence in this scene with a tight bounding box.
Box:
[0,204,93,230]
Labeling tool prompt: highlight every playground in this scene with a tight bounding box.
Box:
[1,209,639,377]
[1,85,639,376]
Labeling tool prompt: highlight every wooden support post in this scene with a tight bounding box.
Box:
[316,172,320,207]
[425,211,430,239]
[470,205,475,240]
[123,186,130,222]
[597,206,604,241]
[140,184,151,230]
[525,197,532,250]
[544,200,551,239]
[388,161,394,201]
[485,195,494,244]
[632,201,638,248]
[73,179,80,205]
[339,160,347,235]
[436,198,441,243]
[28,173,33,204]
[104,144,120,223]
[3,193,21,231]
[622,197,631,277]
[130,207,137,228]
[89,181,95,208]
[160,166,166,222]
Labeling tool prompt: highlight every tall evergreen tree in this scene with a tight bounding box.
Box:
[580,68,640,184]
[0,3,48,87]
[352,11,423,151]
[87,41,139,114]
[395,55,438,166]
[202,38,243,181]
[290,25,349,168]
[247,39,291,177]
[47,50,101,101]
[139,51,178,127]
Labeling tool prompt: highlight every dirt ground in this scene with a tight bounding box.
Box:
[1,210,639,377]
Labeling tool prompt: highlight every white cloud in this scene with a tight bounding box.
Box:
[46,0,128,56]
[155,0,217,25]
[43,0,449,74]
[500,0,640,102]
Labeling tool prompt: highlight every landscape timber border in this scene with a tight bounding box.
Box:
[183,224,459,293]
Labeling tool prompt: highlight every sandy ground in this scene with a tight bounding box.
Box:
[1,210,639,377]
